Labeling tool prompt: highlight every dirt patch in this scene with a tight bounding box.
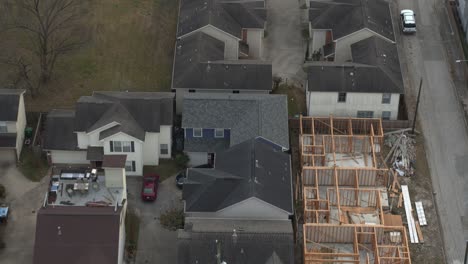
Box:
[0,0,179,111]
[273,84,307,117]
[385,131,446,264]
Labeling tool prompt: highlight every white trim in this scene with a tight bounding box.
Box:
[178,24,242,41]
[214,128,224,138]
[334,28,395,44]
[193,128,203,138]
[99,131,143,143]
[86,121,120,135]
[215,197,293,215]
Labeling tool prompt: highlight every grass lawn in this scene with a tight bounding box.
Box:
[143,159,182,181]
[0,0,179,111]
[273,84,307,117]
[18,147,49,182]
[125,208,140,260]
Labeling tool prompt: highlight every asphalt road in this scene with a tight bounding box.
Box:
[392,0,468,262]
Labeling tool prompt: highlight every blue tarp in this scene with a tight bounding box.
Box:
[0,207,9,218]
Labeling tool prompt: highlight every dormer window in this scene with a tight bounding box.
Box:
[214,128,224,138]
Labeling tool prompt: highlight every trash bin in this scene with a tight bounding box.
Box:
[25,127,33,138]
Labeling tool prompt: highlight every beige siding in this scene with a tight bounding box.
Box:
[307,91,400,119]
[246,29,263,59]
[104,167,125,188]
[15,94,26,158]
[142,132,159,165]
[200,25,240,59]
[50,150,88,164]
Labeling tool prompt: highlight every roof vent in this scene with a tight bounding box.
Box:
[225,65,229,70]
[206,61,211,72]
[255,160,259,168]
[232,229,238,244]
[243,65,247,70]
[57,226,62,236]
[349,72,354,76]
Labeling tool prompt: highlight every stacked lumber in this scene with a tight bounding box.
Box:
[385,132,416,176]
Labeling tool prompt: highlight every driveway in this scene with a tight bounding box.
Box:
[263,0,306,86]
[126,175,183,264]
[0,165,49,264]
[391,0,468,262]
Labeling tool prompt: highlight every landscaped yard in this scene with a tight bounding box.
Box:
[273,84,307,117]
[0,0,179,111]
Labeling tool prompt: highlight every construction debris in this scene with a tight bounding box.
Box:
[415,201,427,226]
[385,133,416,176]
[402,185,419,243]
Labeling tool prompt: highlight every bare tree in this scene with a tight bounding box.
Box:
[12,0,84,88]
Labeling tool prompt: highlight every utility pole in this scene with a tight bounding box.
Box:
[412,78,423,134]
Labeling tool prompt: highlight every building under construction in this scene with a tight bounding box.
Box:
[299,116,411,264]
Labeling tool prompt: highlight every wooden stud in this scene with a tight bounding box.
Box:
[415,221,424,243]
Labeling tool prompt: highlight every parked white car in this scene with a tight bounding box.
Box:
[400,9,416,33]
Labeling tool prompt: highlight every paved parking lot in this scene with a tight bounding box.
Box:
[0,165,49,264]
[126,175,183,264]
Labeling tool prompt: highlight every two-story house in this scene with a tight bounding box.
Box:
[43,92,174,176]
[33,155,128,264]
[177,136,294,264]
[308,0,395,62]
[0,89,26,164]
[181,93,289,166]
[172,0,272,113]
[305,36,403,119]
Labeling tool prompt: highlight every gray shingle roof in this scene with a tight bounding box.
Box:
[183,137,292,213]
[177,0,266,38]
[351,36,403,93]
[0,133,16,148]
[309,0,394,41]
[178,228,294,264]
[74,92,174,133]
[172,32,272,91]
[33,206,121,264]
[43,110,78,151]
[86,146,104,161]
[306,62,402,93]
[183,137,230,152]
[182,93,289,150]
[306,36,404,94]
[0,89,25,121]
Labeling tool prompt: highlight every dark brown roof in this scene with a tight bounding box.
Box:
[87,146,104,161]
[33,206,122,264]
[102,155,127,168]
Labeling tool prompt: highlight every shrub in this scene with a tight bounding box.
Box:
[160,209,184,231]
[175,153,189,169]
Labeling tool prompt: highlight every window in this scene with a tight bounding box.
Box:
[382,111,391,120]
[338,92,347,103]
[382,93,391,104]
[193,128,202,137]
[189,89,196,93]
[357,111,374,118]
[0,122,6,133]
[214,128,224,138]
[232,90,240,94]
[110,141,134,152]
[160,144,169,155]
[125,161,135,172]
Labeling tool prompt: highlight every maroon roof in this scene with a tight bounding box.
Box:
[33,206,122,264]
[102,155,127,168]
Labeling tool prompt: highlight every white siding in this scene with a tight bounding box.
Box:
[50,150,88,164]
[159,126,172,159]
[187,152,208,167]
[103,133,143,176]
[77,132,89,149]
[142,132,159,165]
[334,29,394,62]
[307,91,400,119]
[311,30,327,55]
[15,94,26,158]
[200,25,240,60]
[187,197,290,220]
[246,29,263,59]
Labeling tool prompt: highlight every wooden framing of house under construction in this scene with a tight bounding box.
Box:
[303,224,411,264]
